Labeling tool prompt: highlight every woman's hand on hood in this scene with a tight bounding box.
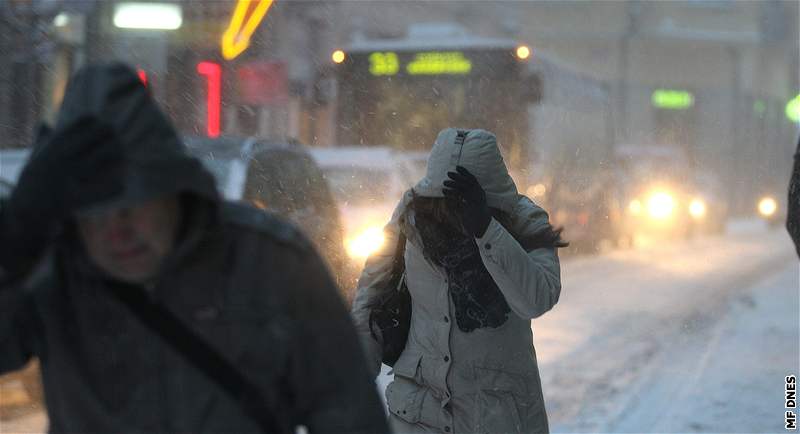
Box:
[443,165,492,238]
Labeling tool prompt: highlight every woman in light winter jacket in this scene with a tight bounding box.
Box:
[352,128,566,434]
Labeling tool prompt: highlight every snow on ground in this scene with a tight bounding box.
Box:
[536,222,798,432]
[609,261,799,433]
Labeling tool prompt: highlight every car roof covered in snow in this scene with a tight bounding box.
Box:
[183,136,306,161]
[308,146,398,169]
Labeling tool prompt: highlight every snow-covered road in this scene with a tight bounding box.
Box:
[536,222,798,433]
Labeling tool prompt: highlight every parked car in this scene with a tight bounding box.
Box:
[183,136,353,300]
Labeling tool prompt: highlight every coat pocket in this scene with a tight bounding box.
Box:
[386,376,427,425]
[474,367,530,434]
[386,351,424,424]
[476,389,522,434]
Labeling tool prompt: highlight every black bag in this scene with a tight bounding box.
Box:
[367,231,410,367]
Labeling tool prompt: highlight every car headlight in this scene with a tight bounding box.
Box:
[758,197,777,217]
[647,191,676,220]
[345,226,386,260]
[689,198,707,219]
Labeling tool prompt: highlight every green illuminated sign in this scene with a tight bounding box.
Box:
[651,89,694,110]
[786,94,800,123]
[406,52,472,75]
[367,51,473,76]
[369,52,400,76]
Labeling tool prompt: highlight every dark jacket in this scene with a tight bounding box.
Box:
[0,63,388,433]
[787,136,800,258]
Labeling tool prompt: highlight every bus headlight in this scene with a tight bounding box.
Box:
[345,226,386,260]
[758,196,777,217]
[332,49,346,64]
[515,45,531,60]
[689,198,707,219]
[647,191,676,220]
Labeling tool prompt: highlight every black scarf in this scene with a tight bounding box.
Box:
[414,211,511,333]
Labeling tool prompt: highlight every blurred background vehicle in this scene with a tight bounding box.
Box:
[308,146,419,272]
[183,136,354,300]
[690,171,729,235]
[614,144,715,245]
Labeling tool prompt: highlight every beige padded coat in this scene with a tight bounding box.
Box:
[352,129,562,434]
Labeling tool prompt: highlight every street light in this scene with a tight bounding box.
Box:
[113,3,183,30]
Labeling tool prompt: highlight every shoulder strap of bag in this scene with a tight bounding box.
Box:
[105,284,284,433]
[391,230,407,281]
[367,229,407,341]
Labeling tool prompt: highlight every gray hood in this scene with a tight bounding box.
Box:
[413,128,519,213]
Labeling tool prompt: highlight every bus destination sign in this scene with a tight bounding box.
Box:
[368,51,473,76]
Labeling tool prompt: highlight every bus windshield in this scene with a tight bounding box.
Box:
[336,47,532,162]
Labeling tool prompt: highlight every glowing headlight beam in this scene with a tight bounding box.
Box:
[647,192,676,220]
[689,199,707,219]
[758,197,777,217]
[346,227,386,260]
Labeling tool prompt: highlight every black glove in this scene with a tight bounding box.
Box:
[443,166,492,238]
[0,117,123,275]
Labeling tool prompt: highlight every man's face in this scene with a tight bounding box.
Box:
[77,196,181,284]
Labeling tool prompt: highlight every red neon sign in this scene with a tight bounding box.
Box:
[136,68,148,86]
[197,61,222,138]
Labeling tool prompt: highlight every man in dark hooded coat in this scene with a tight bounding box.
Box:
[0,63,388,433]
